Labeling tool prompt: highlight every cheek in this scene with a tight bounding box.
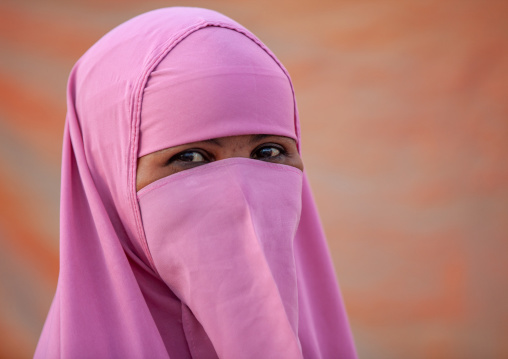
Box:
[286,153,304,171]
[136,162,179,191]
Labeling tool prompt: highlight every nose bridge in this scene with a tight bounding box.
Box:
[222,149,250,160]
[215,137,253,161]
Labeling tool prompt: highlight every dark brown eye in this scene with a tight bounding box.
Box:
[254,146,282,159]
[175,151,206,163]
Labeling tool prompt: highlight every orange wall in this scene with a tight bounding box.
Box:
[1,0,507,357]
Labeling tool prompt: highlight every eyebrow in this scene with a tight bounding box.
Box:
[249,134,270,143]
[203,138,221,145]
[203,134,271,147]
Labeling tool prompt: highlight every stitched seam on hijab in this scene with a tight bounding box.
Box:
[129,20,212,276]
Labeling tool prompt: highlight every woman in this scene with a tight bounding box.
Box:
[35,7,357,358]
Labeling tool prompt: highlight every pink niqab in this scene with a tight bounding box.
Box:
[35,7,357,359]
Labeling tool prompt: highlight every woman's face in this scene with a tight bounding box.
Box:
[136,134,303,191]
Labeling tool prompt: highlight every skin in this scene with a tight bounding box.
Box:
[136,134,303,191]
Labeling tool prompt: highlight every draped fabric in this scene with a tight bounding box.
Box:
[35,7,357,358]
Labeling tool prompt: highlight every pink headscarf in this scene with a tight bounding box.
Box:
[35,7,357,358]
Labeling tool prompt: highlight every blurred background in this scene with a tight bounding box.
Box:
[1,0,507,357]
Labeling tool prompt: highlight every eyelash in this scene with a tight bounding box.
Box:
[167,144,287,165]
[251,144,286,160]
[168,149,210,165]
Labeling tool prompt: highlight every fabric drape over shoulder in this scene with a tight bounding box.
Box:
[35,7,357,358]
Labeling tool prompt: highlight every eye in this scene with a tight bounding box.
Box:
[170,150,207,163]
[253,145,284,160]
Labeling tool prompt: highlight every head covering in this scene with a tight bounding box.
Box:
[35,7,357,359]
[139,26,296,157]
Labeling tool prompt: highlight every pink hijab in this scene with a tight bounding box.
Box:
[35,7,357,358]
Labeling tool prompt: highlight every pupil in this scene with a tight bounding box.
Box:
[258,147,279,158]
[180,152,198,161]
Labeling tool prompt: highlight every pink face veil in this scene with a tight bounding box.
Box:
[35,7,357,359]
[138,158,304,358]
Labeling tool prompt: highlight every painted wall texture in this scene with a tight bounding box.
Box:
[0,0,507,357]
